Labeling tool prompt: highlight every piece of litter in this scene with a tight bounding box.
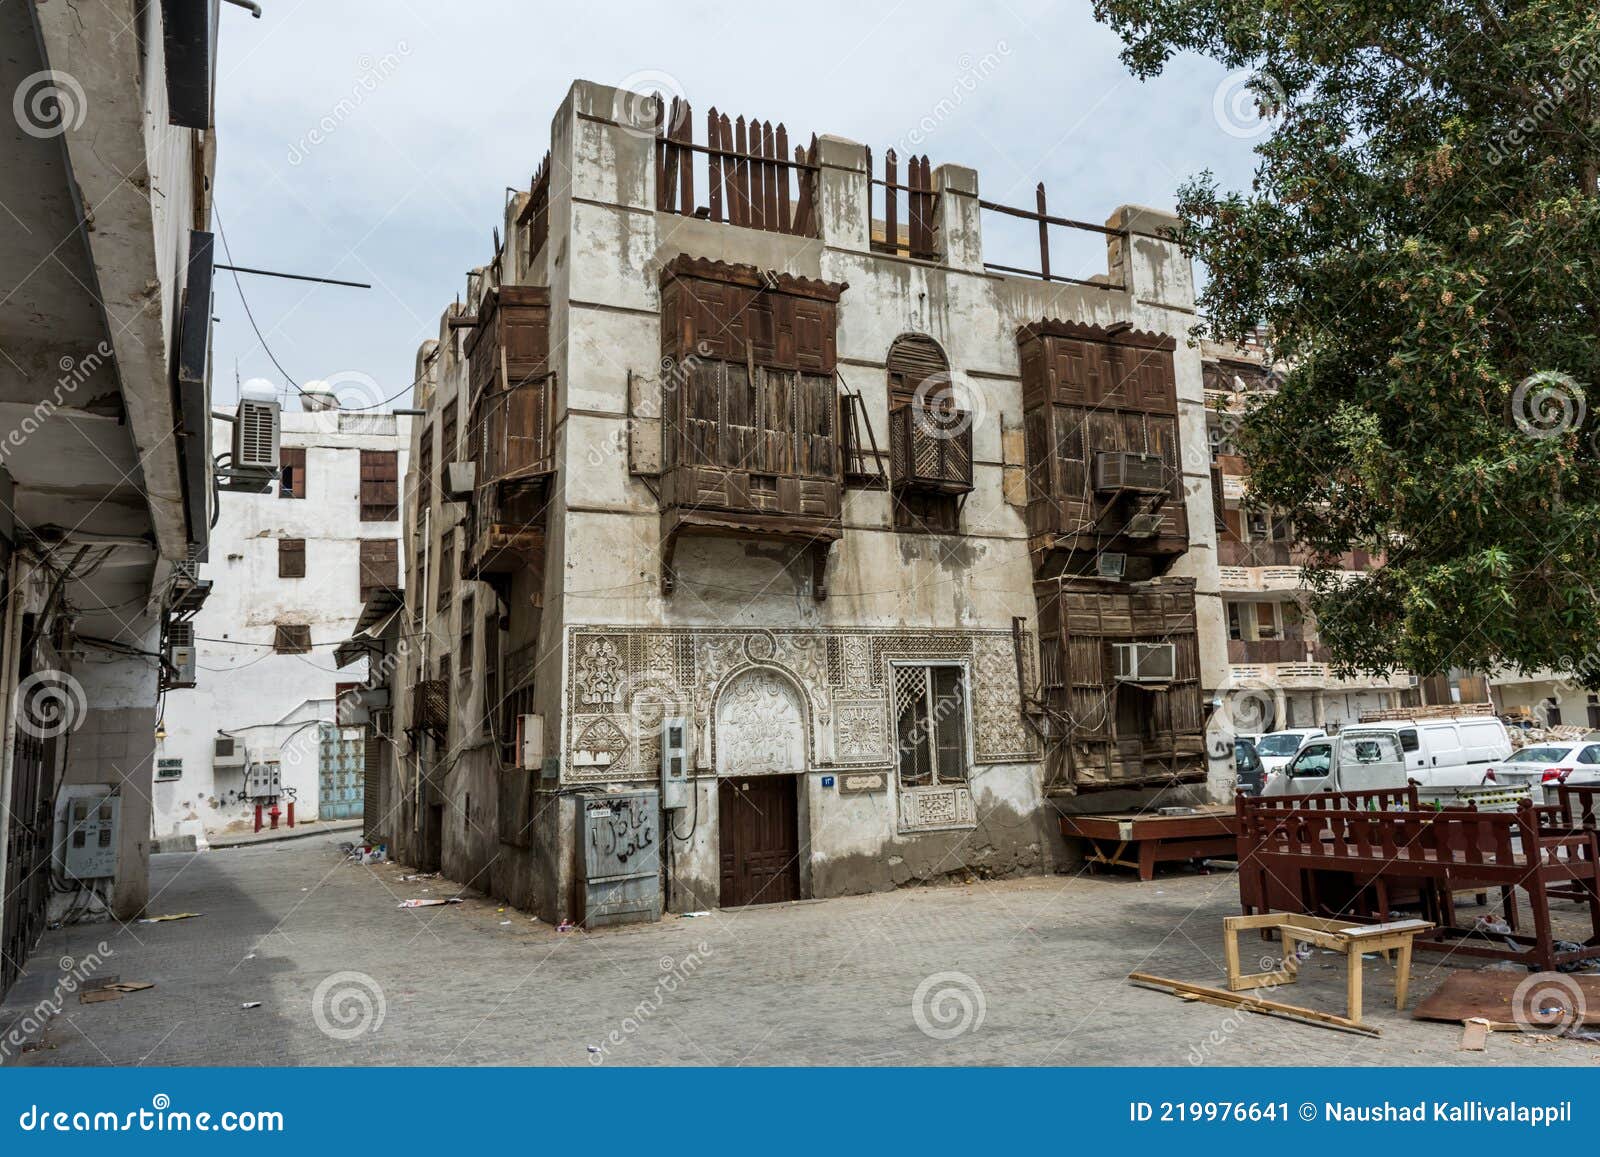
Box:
[137,912,203,924]
[398,897,464,909]
[586,1045,601,1054]
[680,911,710,918]
[241,1002,261,1010]
[499,920,512,926]
[105,982,154,993]
[556,919,576,932]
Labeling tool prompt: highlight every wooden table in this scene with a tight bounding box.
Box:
[1224,913,1434,1029]
[1060,806,1239,881]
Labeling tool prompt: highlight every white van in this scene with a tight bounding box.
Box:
[1261,730,1408,797]
[1390,716,1512,794]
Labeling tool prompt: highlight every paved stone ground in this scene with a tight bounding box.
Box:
[3,833,1597,1067]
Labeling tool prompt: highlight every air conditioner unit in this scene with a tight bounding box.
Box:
[1113,642,1177,684]
[517,713,544,771]
[166,621,197,689]
[213,735,247,770]
[443,461,476,501]
[1095,552,1127,580]
[233,398,281,470]
[1093,451,1168,495]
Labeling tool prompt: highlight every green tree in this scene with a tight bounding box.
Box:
[1095,0,1600,683]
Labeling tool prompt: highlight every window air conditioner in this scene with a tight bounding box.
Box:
[1095,552,1126,580]
[1113,642,1177,684]
[1093,451,1167,495]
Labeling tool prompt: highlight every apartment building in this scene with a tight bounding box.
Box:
[1200,344,1413,730]
[365,80,1236,924]
[0,1,227,997]
[154,408,413,846]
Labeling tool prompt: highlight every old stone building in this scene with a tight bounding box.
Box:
[369,80,1235,923]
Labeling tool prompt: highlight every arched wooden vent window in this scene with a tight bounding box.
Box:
[886,334,950,408]
[885,334,972,534]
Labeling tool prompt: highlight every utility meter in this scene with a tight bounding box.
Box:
[660,716,691,810]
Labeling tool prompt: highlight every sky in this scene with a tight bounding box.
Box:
[209,0,1264,412]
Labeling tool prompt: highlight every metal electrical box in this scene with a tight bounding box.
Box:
[659,716,690,810]
[62,791,120,881]
[517,713,544,770]
[576,790,661,928]
[244,761,282,799]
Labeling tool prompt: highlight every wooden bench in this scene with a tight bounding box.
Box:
[1060,806,1238,881]
[1237,797,1600,973]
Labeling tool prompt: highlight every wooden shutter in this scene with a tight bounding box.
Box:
[360,450,399,521]
[279,447,306,499]
[274,624,311,653]
[359,539,398,601]
[278,538,306,578]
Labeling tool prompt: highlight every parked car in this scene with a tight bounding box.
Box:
[1251,728,1327,776]
[1234,737,1265,795]
[1483,741,1600,801]
[1260,730,1408,797]
[1388,716,1513,795]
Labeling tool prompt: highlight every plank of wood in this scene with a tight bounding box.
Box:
[1339,919,1433,939]
[1128,971,1380,1036]
[1412,969,1600,1026]
[1460,1018,1490,1051]
[79,989,121,1004]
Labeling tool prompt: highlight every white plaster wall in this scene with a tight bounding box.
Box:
[153,412,412,841]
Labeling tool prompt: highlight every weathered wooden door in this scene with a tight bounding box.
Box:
[717,775,800,908]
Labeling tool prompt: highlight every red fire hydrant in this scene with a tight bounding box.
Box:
[268,803,281,830]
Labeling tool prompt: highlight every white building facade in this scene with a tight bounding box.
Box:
[376,80,1235,924]
[154,409,412,845]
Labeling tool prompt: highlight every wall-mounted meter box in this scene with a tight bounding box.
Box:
[518,714,544,770]
[244,761,282,799]
[660,716,691,810]
[61,790,120,881]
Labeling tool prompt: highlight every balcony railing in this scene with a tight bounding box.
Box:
[889,403,973,494]
[1218,538,1380,572]
[1227,638,1329,665]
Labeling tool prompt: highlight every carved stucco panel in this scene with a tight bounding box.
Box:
[715,668,807,776]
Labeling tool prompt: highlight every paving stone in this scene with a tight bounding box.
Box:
[2,834,1595,1067]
